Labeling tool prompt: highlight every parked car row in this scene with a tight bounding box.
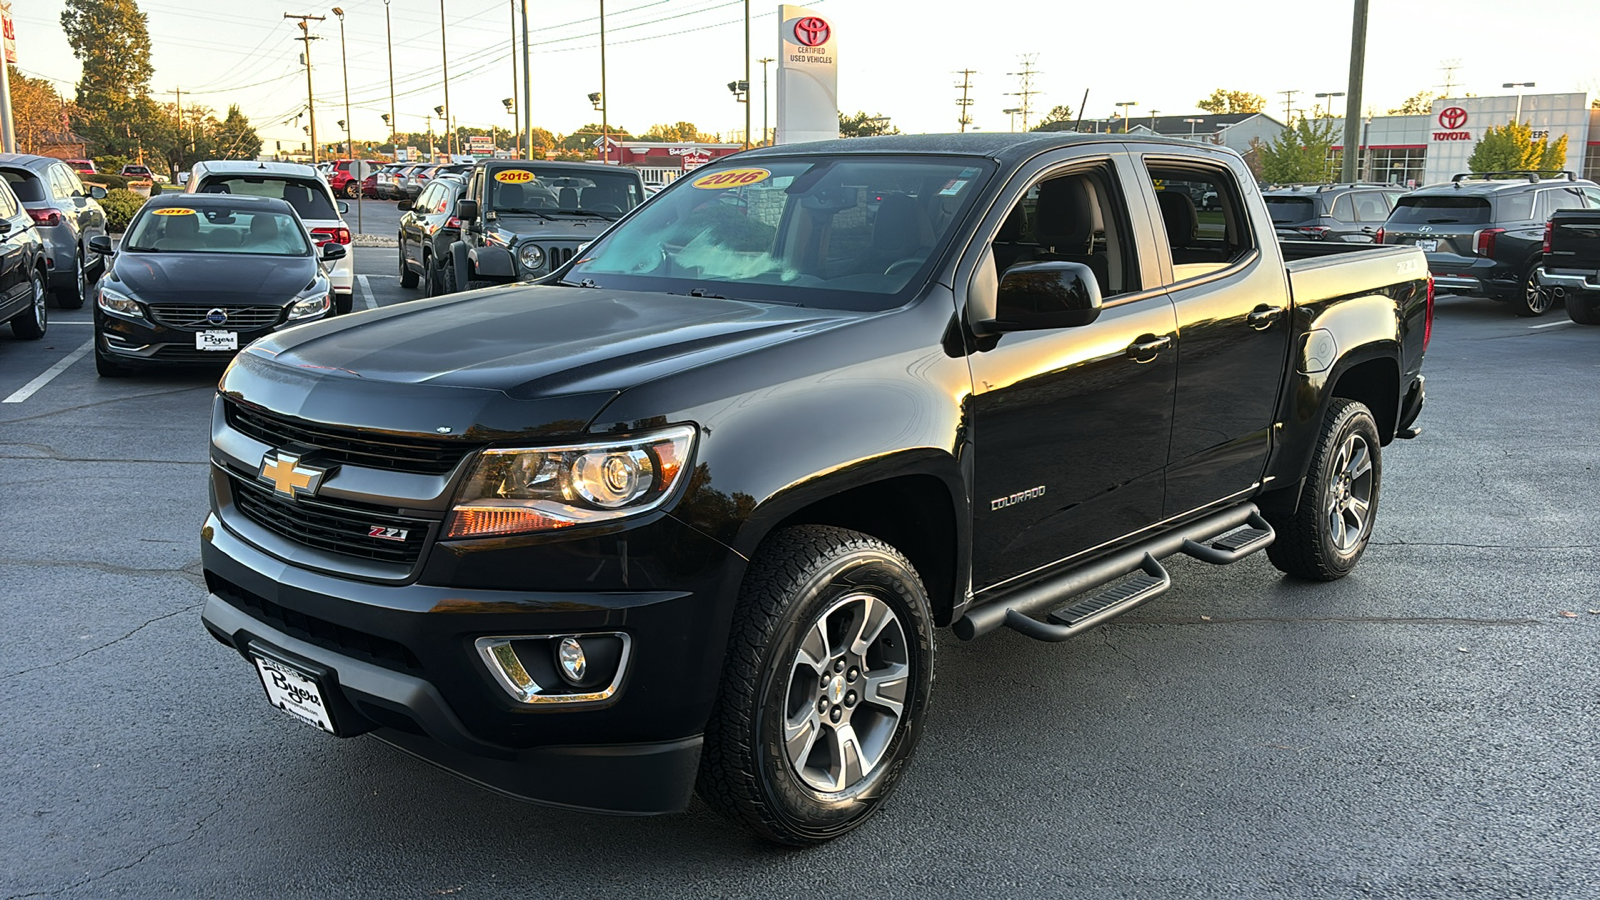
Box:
[1270,170,1600,318]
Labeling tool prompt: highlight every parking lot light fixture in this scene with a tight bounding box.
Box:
[1315,91,1346,119]
[1115,101,1137,132]
[1183,117,1204,139]
[1502,82,1535,124]
[332,5,360,231]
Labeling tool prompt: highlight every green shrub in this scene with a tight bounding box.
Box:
[101,189,148,233]
[86,174,129,191]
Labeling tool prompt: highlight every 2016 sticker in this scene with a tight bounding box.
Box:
[151,207,197,215]
[494,169,535,183]
[691,168,771,189]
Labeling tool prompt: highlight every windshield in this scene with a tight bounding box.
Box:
[565,156,994,310]
[124,206,313,255]
[0,169,45,203]
[195,176,338,221]
[1388,195,1491,226]
[1265,197,1316,225]
[487,166,643,218]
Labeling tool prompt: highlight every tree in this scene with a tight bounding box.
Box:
[1029,104,1076,133]
[1388,90,1436,116]
[1258,115,1340,184]
[1196,89,1265,115]
[212,105,262,161]
[640,121,716,143]
[838,111,898,138]
[1468,120,1568,174]
[60,0,157,159]
[7,67,78,156]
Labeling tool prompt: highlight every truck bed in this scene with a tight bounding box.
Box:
[1281,241,1426,307]
[1545,209,1600,271]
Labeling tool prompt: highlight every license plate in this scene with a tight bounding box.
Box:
[252,653,337,734]
[1416,239,1438,252]
[197,330,238,351]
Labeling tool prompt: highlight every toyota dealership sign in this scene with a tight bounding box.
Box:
[776,4,838,145]
[1433,107,1470,142]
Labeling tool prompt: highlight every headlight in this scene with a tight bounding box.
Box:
[287,293,331,321]
[517,243,545,271]
[97,285,144,319]
[445,425,696,539]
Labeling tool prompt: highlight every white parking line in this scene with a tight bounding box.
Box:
[3,338,94,404]
[356,274,376,309]
[1529,320,1573,330]
[47,320,93,325]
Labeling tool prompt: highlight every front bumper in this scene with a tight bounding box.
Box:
[96,309,303,366]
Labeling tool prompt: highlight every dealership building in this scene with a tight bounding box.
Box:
[1108,91,1596,188]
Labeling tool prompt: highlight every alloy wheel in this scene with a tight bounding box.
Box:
[782,591,909,794]
[1327,433,1374,553]
[1525,277,1552,314]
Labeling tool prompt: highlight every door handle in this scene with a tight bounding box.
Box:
[1246,305,1283,330]
[1126,334,1171,361]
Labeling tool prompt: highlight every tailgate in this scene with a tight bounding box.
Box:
[1547,211,1600,270]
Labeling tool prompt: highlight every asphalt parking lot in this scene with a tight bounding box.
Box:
[2,267,1597,898]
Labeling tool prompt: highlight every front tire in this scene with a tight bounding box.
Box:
[1514,261,1553,317]
[94,341,133,377]
[1264,399,1382,581]
[333,292,353,315]
[697,526,934,845]
[423,253,439,297]
[344,182,360,199]
[398,239,419,289]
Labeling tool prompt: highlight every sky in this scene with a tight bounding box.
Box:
[11,0,1600,154]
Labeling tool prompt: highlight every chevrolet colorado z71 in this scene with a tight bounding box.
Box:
[200,134,1430,845]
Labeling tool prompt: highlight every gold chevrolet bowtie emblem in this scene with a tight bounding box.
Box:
[258,452,326,499]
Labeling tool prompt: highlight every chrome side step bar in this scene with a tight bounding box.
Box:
[954,504,1275,643]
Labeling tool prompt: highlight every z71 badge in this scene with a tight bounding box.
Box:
[368,526,409,542]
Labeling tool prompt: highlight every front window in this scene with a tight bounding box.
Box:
[123,205,313,256]
[486,166,644,219]
[198,176,338,221]
[565,156,994,310]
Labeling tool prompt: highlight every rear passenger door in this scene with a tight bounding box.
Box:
[964,151,1178,591]
[1134,155,1292,518]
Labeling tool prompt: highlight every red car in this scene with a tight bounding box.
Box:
[325,159,380,199]
[66,159,97,175]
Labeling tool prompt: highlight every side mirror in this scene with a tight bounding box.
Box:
[971,260,1102,334]
[320,243,347,262]
[336,200,350,215]
[88,234,115,255]
[90,185,108,200]
[456,199,479,221]
[0,220,11,236]
[396,199,413,211]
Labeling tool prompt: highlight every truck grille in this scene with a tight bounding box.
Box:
[229,473,434,566]
[546,246,577,269]
[226,402,473,476]
[147,304,284,330]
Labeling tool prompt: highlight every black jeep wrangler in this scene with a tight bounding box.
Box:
[445,160,647,292]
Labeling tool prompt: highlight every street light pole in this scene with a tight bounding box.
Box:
[509,0,518,155]
[521,0,533,159]
[1115,101,1137,132]
[1148,109,1160,132]
[384,0,395,155]
[439,0,452,158]
[332,7,360,233]
[599,0,609,163]
[1184,117,1203,139]
[1003,107,1021,132]
[758,57,774,146]
[1503,82,1536,125]
[1315,90,1346,119]
[743,0,751,149]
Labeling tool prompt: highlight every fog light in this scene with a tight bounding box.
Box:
[557,637,587,684]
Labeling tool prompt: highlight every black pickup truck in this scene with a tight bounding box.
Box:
[199,133,1430,845]
[1535,208,1600,324]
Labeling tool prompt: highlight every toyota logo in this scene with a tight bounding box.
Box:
[1438,107,1468,130]
[794,16,830,47]
[206,308,228,326]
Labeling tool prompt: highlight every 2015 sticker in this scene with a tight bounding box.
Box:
[494,169,536,183]
[691,168,771,189]
[151,207,197,215]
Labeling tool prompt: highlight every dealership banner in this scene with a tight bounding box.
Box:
[1422,93,1592,184]
[775,4,837,145]
[2,0,16,64]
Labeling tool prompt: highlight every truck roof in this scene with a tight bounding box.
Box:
[739,132,1233,164]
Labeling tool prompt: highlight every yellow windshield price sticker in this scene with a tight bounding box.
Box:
[494,169,535,184]
[691,168,771,189]
[151,207,197,215]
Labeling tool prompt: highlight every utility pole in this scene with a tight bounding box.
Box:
[1438,59,1462,97]
[384,0,396,154]
[439,0,452,158]
[1006,55,1039,131]
[521,0,533,158]
[332,7,360,233]
[1340,0,1368,183]
[954,69,976,133]
[285,14,325,163]
[758,57,775,145]
[599,0,609,163]
[742,0,751,149]
[0,57,15,154]
[508,0,518,156]
[1278,88,1300,124]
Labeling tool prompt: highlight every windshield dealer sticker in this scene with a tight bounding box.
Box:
[938,179,968,196]
[151,207,196,215]
[691,168,772,189]
[494,170,535,184]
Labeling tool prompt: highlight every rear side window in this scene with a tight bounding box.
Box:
[1265,197,1315,225]
[0,169,46,202]
[0,182,17,217]
[1146,161,1255,283]
[1537,188,1585,219]
[1388,195,1491,226]
[197,176,338,221]
[1497,193,1533,222]
[1351,191,1390,222]
[1328,194,1354,223]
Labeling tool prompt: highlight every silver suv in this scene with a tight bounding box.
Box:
[0,153,109,308]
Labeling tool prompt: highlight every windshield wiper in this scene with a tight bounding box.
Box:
[497,208,557,219]
[551,209,620,219]
[558,278,600,288]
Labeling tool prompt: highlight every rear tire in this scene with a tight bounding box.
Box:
[10,267,47,340]
[333,292,353,315]
[423,254,439,297]
[465,279,498,290]
[441,256,459,294]
[54,250,88,309]
[696,525,934,846]
[398,239,419,289]
[1513,261,1553,317]
[1567,295,1600,325]
[344,182,360,199]
[1264,399,1382,581]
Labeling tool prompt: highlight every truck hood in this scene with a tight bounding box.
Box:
[227,284,852,440]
